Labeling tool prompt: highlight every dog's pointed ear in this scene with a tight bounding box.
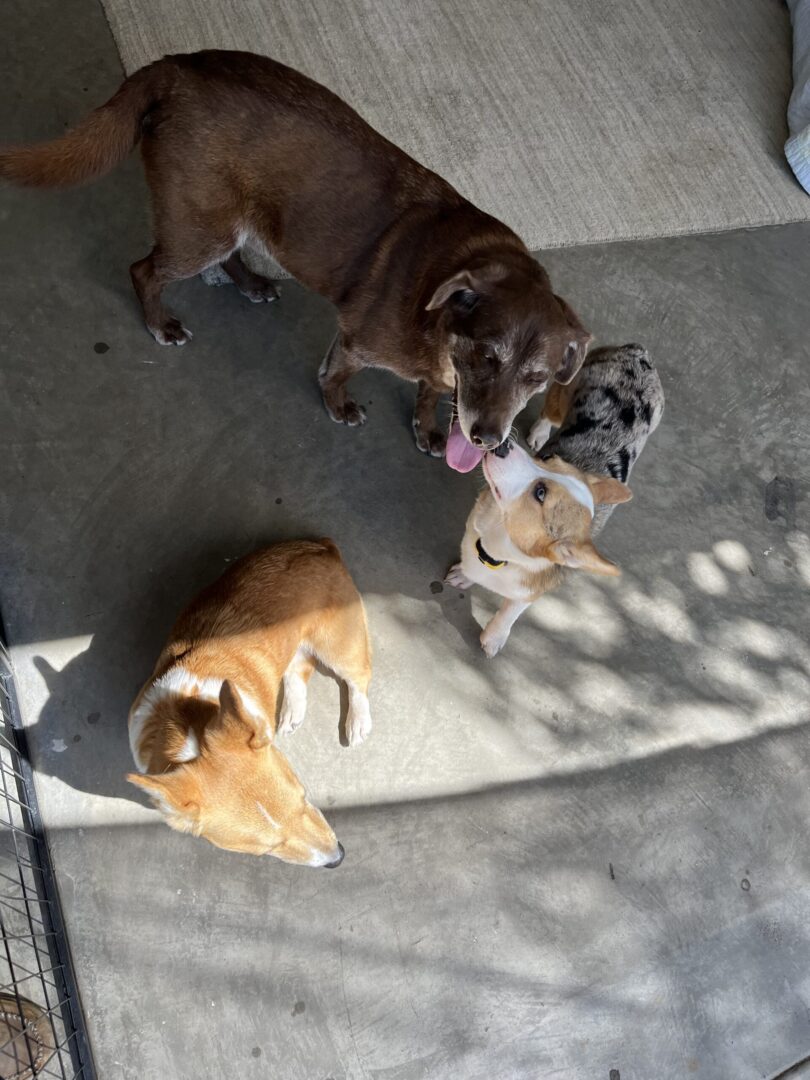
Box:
[218,679,272,749]
[585,475,633,505]
[553,295,593,385]
[425,263,507,312]
[547,539,620,577]
[127,771,199,815]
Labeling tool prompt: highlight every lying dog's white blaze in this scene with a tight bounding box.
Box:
[255,801,280,829]
[175,730,200,763]
[129,667,270,771]
[254,798,339,868]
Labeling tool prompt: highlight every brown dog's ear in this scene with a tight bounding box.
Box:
[127,771,200,816]
[554,335,591,385]
[218,680,272,749]
[585,475,633,505]
[425,263,507,312]
[552,295,593,385]
[547,539,620,577]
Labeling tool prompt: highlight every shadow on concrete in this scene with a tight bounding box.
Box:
[17,518,810,809]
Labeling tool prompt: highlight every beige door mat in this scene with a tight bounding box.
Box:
[99,0,809,252]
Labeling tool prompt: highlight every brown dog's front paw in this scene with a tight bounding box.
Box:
[527,417,552,453]
[413,422,447,458]
[151,318,193,346]
[325,399,367,427]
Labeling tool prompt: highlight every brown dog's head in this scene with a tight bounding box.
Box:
[482,443,631,570]
[128,682,344,867]
[427,257,592,471]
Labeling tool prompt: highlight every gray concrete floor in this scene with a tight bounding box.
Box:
[2,2,810,1078]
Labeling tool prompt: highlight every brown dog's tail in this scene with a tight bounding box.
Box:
[0,60,168,188]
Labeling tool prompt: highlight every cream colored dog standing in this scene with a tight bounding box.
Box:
[447,446,631,656]
[128,539,371,867]
[447,344,663,656]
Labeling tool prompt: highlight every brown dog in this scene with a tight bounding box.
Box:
[0,50,591,460]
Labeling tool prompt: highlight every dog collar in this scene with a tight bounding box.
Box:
[476,538,506,569]
[535,463,594,518]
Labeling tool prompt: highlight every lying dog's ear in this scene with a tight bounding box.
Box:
[553,295,593,385]
[217,679,272,749]
[585,475,633,505]
[425,263,507,312]
[127,771,200,817]
[547,539,620,577]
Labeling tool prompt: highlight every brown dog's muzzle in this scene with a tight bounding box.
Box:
[469,421,506,451]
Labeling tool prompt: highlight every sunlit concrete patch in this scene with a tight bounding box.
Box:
[688,552,729,595]
[713,538,752,573]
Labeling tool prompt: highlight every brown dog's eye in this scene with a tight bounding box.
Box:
[534,482,547,503]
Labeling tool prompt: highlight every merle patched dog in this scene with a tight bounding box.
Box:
[0,49,592,465]
[527,343,664,521]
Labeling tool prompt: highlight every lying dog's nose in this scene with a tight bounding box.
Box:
[492,438,512,458]
[470,423,503,450]
[323,842,345,868]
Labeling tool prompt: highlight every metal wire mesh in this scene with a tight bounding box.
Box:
[0,636,95,1079]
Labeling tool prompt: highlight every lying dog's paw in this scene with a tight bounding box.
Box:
[240,282,280,304]
[151,318,193,347]
[326,399,367,427]
[480,625,508,658]
[527,418,552,453]
[445,563,473,590]
[278,672,308,735]
[413,424,447,458]
[277,710,301,736]
[345,694,372,747]
[278,699,306,736]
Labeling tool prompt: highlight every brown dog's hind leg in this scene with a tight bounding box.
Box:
[412,381,447,457]
[221,251,280,304]
[130,210,240,345]
[318,334,367,427]
[130,249,196,345]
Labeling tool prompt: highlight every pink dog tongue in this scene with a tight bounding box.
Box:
[446,421,484,473]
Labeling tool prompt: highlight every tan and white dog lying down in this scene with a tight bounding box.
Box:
[446,344,663,657]
[128,540,371,867]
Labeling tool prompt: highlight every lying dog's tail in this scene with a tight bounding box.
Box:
[0,61,168,188]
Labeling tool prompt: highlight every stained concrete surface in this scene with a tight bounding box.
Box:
[2,1,810,1078]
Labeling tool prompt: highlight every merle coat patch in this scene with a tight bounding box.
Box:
[539,344,664,533]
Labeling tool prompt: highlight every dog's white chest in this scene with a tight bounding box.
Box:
[459,530,535,601]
